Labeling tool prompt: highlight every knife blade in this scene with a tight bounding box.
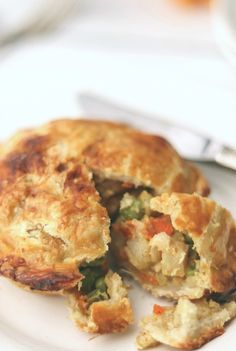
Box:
[78,92,236,171]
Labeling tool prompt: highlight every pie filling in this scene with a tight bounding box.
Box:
[78,175,235,304]
[109,190,201,290]
[74,176,229,321]
[79,257,110,305]
[93,175,153,219]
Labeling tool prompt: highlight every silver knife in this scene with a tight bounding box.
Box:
[78,92,236,171]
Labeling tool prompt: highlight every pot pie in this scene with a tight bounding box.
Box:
[2,118,235,345]
[0,119,208,333]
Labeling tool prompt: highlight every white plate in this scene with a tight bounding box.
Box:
[0,162,235,351]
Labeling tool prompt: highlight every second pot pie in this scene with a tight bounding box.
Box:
[0,119,209,333]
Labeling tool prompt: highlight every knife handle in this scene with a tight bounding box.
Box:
[215,147,236,171]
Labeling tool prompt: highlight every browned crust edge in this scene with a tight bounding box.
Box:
[0,255,81,292]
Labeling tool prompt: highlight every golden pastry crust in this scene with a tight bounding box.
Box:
[65,271,133,333]
[0,119,209,292]
[1,119,209,195]
[136,298,236,350]
[81,123,209,195]
[150,193,217,237]
[0,129,110,292]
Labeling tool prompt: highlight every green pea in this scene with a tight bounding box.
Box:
[120,199,144,221]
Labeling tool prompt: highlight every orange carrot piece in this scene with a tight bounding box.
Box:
[145,215,174,239]
[139,272,158,286]
[153,304,166,315]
